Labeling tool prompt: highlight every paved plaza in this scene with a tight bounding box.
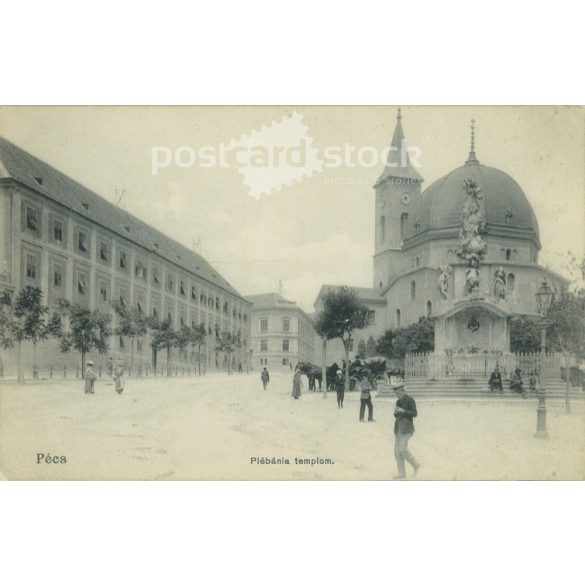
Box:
[1,372,583,480]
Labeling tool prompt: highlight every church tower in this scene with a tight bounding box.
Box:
[373,109,424,290]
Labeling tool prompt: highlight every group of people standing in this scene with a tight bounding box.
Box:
[84,359,126,395]
[261,366,420,480]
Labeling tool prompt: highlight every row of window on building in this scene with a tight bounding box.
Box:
[259,358,291,366]
[21,200,248,320]
[25,250,248,323]
[260,317,290,332]
[260,338,290,352]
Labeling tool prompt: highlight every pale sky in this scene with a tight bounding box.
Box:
[1,106,583,312]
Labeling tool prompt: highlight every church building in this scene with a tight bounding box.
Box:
[314,110,567,378]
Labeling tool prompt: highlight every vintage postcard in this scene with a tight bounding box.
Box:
[0,105,583,480]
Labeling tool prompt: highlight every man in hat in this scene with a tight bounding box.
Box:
[334,370,345,408]
[393,383,420,479]
[84,360,97,394]
[261,367,270,390]
[359,374,374,422]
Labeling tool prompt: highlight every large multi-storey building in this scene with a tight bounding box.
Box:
[0,137,251,376]
[246,293,315,370]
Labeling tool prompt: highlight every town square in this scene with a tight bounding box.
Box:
[0,106,584,480]
[1,371,584,480]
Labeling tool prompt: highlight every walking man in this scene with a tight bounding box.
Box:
[393,383,420,479]
[84,360,97,394]
[359,375,374,422]
[334,369,345,408]
[261,367,270,390]
[113,360,125,394]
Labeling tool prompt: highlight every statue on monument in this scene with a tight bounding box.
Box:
[437,265,451,298]
[493,267,507,300]
[457,179,487,261]
[465,255,481,294]
[457,179,487,295]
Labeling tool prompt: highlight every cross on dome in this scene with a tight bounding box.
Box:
[466,119,479,165]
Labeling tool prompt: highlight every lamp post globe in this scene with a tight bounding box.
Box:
[534,279,554,439]
[536,279,555,316]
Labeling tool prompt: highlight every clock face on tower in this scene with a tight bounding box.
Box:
[401,192,411,205]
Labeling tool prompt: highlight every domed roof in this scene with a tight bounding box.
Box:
[406,160,540,243]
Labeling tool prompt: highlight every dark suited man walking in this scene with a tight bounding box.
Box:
[261,367,270,390]
[334,370,345,408]
[359,375,374,422]
[393,383,420,479]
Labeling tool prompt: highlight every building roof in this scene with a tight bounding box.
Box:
[245,292,296,308]
[404,124,540,246]
[374,109,424,186]
[245,292,314,322]
[0,136,247,301]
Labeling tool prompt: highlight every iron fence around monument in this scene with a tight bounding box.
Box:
[405,351,562,381]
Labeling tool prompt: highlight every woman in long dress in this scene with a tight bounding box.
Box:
[291,368,302,399]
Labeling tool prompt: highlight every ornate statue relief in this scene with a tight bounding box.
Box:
[493,266,506,300]
[465,255,481,294]
[457,179,487,294]
[437,265,451,298]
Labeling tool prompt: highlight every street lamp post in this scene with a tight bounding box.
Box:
[534,279,554,439]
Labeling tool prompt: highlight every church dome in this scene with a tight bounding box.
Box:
[406,159,540,244]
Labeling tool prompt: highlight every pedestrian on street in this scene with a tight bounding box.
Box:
[359,375,375,422]
[393,383,420,479]
[113,360,125,394]
[261,367,270,390]
[106,357,113,377]
[291,368,303,399]
[334,369,345,408]
[84,360,97,394]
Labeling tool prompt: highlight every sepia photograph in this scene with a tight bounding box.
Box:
[0,105,583,480]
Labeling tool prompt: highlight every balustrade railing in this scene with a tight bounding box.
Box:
[405,351,563,381]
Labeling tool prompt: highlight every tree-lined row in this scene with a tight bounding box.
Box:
[0,287,244,382]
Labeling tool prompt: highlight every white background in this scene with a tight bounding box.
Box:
[1,1,583,584]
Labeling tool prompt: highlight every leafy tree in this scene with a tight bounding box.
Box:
[376,329,395,359]
[175,325,193,369]
[148,317,177,377]
[314,286,369,392]
[510,315,541,353]
[376,317,435,359]
[190,323,207,375]
[215,331,238,374]
[405,317,435,354]
[0,286,50,382]
[234,330,243,372]
[53,300,111,373]
[112,300,148,376]
[546,290,585,414]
